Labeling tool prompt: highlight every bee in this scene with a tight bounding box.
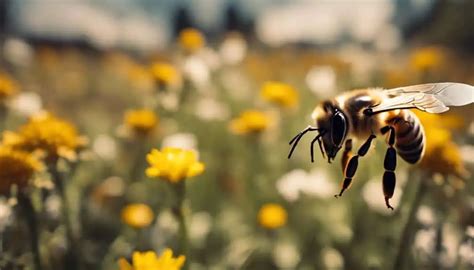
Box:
[288,83,474,209]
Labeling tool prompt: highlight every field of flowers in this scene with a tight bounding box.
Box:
[0,28,473,270]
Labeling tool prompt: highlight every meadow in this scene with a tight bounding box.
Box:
[0,29,473,270]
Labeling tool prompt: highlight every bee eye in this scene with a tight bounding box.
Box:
[331,112,346,147]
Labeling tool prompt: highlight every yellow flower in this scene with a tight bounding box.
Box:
[261,81,298,108]
[150,62,181,88]
[146,147,205,183]
[118,249,185,270]
[410,46,444,71]
[258,203,287,229]
[11,112,86,161]
[415,111,464,131]
[229,110,271,135]
[0,73,19,101]
[178,28,205,53]
[121,203,154,229]
[0,146,43,194]
[415,111,468,179]
[124,109,158,136]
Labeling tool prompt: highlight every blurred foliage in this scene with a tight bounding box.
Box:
[409,0,474,53]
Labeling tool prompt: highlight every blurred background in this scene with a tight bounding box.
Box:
[0,0,473,269]
[1,0,473,52]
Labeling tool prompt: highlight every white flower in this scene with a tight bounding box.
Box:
[466,226,474,238]
[440,223,460,268]
[3,38,33,67]
[362,178,402,215]
[458,241,474,266]
[276,168,337,202]
[276,169,306,202]
[0,200,12,233]
[460,145,474,164]
[219,34,247,65]
[152,210,179,248]
[321,247,344,269]
[303,169,338,199]
[93,134,117,161]
[220,69,252,101]
[160,92,180,112]
[414,224,462,267]
[272,240,301,269]
[161,133,197,151]
[414,228,436,256]
[305,66,337,98]
[183,55,210,87]
[225,237,255,269]
[196,48,221,72]
[215,207,249,239]
[96,176,125,197]
[189,212,212,246]
[469,122,474,136]
[45,194,61,220]
[416,206,436,226]
[8,92,43,117]
[194,97,230,121]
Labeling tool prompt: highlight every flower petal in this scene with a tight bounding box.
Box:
[146,167,160,177]
[187,162,205,178]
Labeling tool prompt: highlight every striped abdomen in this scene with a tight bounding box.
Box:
[386,110,425,164]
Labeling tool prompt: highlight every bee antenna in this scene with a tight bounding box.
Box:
[288,126,319,159]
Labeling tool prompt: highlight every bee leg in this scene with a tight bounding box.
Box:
[335,134,376,198]
[317,137,326,159]
[381,126,397,210]
[341,139,353,173]
[310,133,325,162]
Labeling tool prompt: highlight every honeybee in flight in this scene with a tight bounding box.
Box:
[288,83,474,209]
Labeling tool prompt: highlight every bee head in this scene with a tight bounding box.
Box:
[288,101,348,163]
[317,102,348,163]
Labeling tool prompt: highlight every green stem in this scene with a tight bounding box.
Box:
[246,136,264,207]
[178,81,192,110]
[172,181,188,270]
[0,104,7,131]
[129,140,147,182]
[434,223,443,270]
[49,163,81,270]
[152,90,165,118]
[135,228,150,251]
[393,174,428,270]
[18,192,42,270]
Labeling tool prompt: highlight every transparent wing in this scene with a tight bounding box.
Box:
[370,83,474,114]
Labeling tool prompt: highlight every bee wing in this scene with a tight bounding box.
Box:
[370,83,474,114]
